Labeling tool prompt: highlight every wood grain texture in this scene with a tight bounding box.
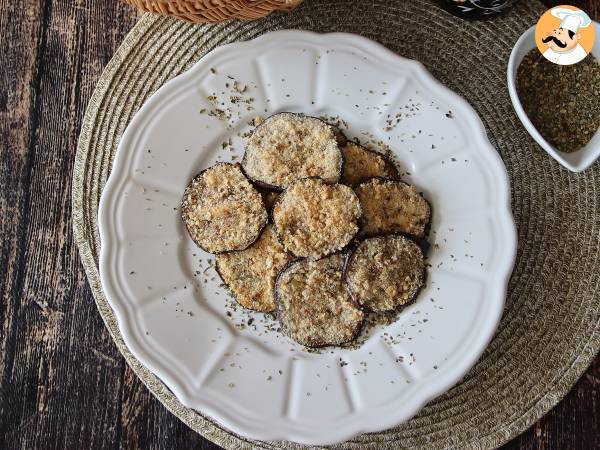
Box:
[0,1,597,449]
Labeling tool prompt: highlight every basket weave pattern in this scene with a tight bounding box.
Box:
[123,0,303,22]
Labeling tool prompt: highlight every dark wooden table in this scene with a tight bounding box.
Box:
[1,1,598,448]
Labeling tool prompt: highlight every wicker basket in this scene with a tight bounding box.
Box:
[123,0,303,23]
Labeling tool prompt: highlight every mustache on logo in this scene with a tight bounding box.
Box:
[542,35,567,48]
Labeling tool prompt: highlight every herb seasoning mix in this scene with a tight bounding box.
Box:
[516,50,600,153]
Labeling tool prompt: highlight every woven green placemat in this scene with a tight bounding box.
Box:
[72,1,600,448]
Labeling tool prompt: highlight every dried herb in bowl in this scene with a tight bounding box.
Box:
[516,49,600,153]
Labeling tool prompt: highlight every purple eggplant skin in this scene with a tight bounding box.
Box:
[270,177,362,259]
[330,125,349,147]
[342,234,428,313]
[273,254,365,349]
[180,162,268,254]
[241,112,345,191]
[354,176,432,241]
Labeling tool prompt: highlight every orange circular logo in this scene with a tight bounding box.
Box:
[535,5,595,65]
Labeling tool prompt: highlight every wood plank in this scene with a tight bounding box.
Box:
[0,0,137,448]
[0,0,49,446]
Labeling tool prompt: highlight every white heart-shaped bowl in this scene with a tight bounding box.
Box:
[507,23,600,172]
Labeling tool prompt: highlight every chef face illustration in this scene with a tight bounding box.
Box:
[536,6,594,65]
[542,26,581,53]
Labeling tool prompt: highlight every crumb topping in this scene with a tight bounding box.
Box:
[181,163,267,253]
[243,113,342,188]
[341,142,398,187]
[216,225,293,312]
[276,254,364,347]
[355,178,430,238]
[273,178,361,259]
[345,235,425,312]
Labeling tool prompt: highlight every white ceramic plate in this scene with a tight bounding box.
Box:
[99,30,517,446]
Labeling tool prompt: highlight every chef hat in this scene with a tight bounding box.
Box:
[551,7,592,33]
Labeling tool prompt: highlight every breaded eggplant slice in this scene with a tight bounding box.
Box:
[272,178,361,259]
[355,178,430,239]
[242,113,343,190]
[276,253,364,347]
[344,235,425,312]
[216,225,293,313]
[341,142,399,187]
[181,163,267,254]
